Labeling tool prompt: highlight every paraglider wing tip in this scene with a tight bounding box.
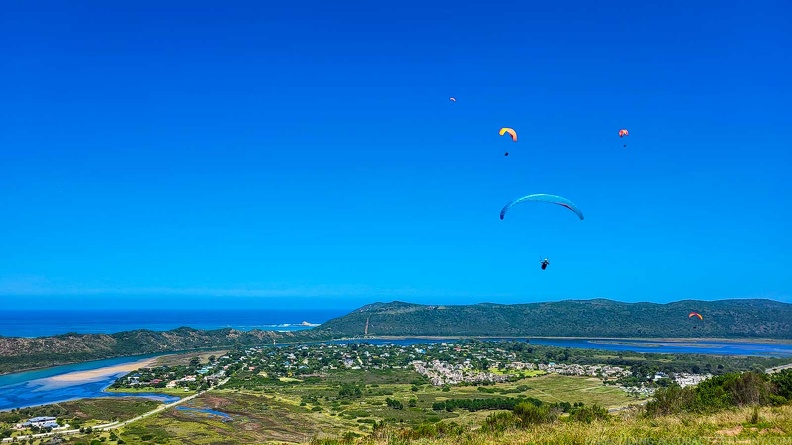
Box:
[559,203,584,220]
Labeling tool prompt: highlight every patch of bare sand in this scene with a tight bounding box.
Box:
[716,425,743,436]
[48,358,157,382]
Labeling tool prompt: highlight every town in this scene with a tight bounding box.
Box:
[109,340,715,397]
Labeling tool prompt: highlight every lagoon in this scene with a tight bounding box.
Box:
[0,355,179,411]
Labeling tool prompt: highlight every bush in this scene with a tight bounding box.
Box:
[569,403,609,423]
[748,405,761,424]
[645,385,697,416]
[481,412,520,433]
[771,369,792,400]
[513,402,558,425]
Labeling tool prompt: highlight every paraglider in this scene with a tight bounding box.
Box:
[499,127,517,156]
[449,97,456,102]
[500,194,585,221]
[689,312,703,320]
[540,258,550,270]
[619,129,629,148]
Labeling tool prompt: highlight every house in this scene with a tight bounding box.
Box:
[17,417,58,429]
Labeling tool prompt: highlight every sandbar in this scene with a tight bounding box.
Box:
[48,357,157,383]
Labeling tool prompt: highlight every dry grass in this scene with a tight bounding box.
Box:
[335,405,792,445]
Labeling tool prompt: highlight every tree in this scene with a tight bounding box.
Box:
[189,357,201,367]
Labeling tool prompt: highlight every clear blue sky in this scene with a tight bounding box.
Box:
[1,0,790,310]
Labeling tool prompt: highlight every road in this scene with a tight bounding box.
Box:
[2,379,228,443]
[766,362,792,374]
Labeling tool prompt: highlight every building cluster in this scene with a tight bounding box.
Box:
[534,362,630,378]
[15,416,59,430]
[672,372,713,388]
[617,371,714,397]
[411,359,509,386]
[116,355,235,391]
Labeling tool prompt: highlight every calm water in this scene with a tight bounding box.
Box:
[0,355,179,411]
[0,309,348,338]
[176,406,232,421]
[327,337,792,357]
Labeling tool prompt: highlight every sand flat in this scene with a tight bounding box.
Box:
[48,358,157,382]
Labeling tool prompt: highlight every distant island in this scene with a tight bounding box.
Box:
[1,298,790,375]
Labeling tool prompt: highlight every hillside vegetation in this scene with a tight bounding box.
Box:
[0,327,323,374]
[317,299,792,339]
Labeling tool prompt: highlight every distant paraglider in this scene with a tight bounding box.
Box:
[689,312,703,320]
[449,97,456,102]
[619,129,629,148]
[540,258,550,270]
[499,127,517,156]
[500,194,585,221]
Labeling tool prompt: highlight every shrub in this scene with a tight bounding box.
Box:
[513,402,558,425]
[570,404,610,423]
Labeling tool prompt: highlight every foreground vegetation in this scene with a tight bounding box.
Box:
[314,404,792,445]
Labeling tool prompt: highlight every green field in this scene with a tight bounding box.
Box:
[154,350,229,367]
[110,369,643,444]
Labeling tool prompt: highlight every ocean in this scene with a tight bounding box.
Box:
[0,309,350,338]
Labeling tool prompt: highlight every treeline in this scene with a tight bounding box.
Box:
[646,369,792,416]
[431,396,598,416]
[432,396,542,412]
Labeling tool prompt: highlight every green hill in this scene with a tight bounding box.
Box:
[314,299,792,339]
[0,327,327,375]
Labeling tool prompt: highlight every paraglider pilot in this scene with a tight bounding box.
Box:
[541,258,550,270]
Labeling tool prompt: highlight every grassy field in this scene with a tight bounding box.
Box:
[56,398,161,423]
[108,369,645,444]
[154,350,229,367]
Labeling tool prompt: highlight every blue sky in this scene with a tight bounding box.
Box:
[1,0,790,310]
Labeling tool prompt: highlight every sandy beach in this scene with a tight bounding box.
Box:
[47,357,158,383]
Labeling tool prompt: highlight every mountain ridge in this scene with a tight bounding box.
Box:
[315,298,792,339]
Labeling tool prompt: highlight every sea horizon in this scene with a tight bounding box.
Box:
[0,308,351,338]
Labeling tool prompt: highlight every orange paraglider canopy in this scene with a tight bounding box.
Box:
[499,127,517,142]
[619,129,629,137]
[688,312,703,320]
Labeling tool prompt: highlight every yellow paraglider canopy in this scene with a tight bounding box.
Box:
[499,127,517,142]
